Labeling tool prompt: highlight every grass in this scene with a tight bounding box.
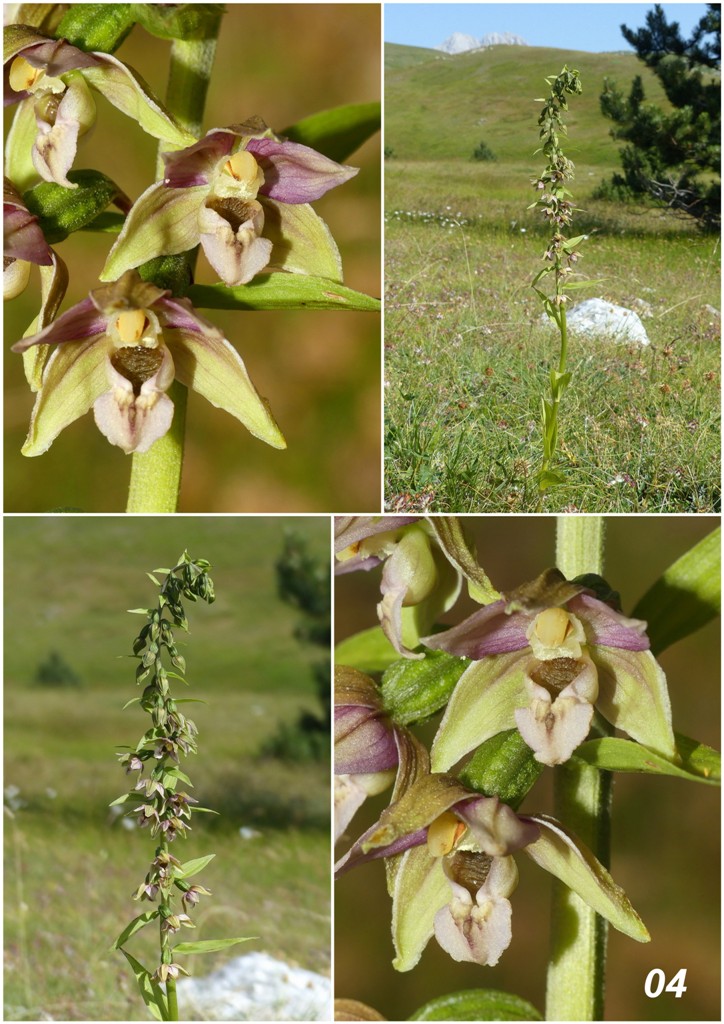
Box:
[4,518,330,1021]
[384,152,720,513]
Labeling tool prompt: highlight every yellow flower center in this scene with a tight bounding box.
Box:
[533,607,572,647]
[427,811,466,858]
[221,149,265,198]
[116,309,148,345]
[9,55,44,93]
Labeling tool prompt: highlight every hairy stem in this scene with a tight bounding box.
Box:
[126,382,187,513]
[546,515,610,1021]
[126,22,220,513]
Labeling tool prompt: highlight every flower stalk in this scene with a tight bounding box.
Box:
[546,515,610,1021]
[530,66,585,503]
[129,21,221,512]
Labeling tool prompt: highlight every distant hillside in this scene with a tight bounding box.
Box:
[385,42,671,166]
[385,42,450,71]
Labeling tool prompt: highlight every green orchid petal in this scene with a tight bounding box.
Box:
[591,647,676,760]
[82,55,195,149]
[101,183,205,281]
[168,327,285,450]
[390,845,450,972]
[427,517,501,605]
[5,97,39,191]
[21,337,108,456]
[261,197,343,281]
[22,251,69,391]
[431,654,529,772]
[523,815,650,942]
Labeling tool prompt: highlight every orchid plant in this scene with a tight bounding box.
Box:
[112,552,253,1021]
[4,3,380,512]
[529,67,588,503]
[335,515,720,1021]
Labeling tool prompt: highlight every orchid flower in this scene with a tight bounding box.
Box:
[12,269,285,456]
[4,26,194,191]
[336,773,649,970]
[424,569,676,769]
[335,666,427,841]
[101,118,358,287]
[335,517,478,659]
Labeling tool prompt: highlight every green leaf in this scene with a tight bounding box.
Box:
[381,650,469,725]
[539,469,566,490]
[282,102,380,162]
[335,626,399,673]
[459,729,544,810]
[187,277,380,313]
[55,3,136,53]
[122,697,141,710]
[23,171,129,245]
[574,732,720,785]
[173,854,216,880]
[113,910,159,949]
[410,989,543,1021]
[108,792,132,807]
[119,948,168,1022]
[632,528,720,654]
[173,937,256,955]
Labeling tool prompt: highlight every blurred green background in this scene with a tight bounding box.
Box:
[4,515,330,1021]
[335,516,720,1021]
[5,5,381,512]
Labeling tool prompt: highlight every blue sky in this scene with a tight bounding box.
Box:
[384,3,711,54]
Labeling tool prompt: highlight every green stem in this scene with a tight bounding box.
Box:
[546,515,610,1021]
[126,22,220,512]
[126,382,187,513]
[166,978,178,1022]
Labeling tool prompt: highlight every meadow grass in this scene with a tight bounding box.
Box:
[4,518,330,1021]
[384,161,720,513]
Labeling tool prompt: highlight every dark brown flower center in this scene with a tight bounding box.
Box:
[446,850,493,896]
[111,346,163,396]
[207,196,256,232]
[530,657,581,694]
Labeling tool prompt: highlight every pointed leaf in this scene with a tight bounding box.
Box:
[632,528,720,655]
[282,102,380,162]
[173,854,216,880]
[173,937,255,954]
[122,697,141,710]
[335,626,399,673]
[523,816,650,942]
[187,277,379,313]
[119,948,168,1022]
[411,989,543,1021]
[109,792,133,807]
[113,910,159,949]
[5,98,42,192]
[574,732,720,785]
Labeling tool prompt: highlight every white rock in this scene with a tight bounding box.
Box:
[564,298,650,346]
[176,952,331,1021]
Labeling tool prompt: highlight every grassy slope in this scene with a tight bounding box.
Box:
[385,42,670,164]
[383,44,721,513]
[4,518,330,1021]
